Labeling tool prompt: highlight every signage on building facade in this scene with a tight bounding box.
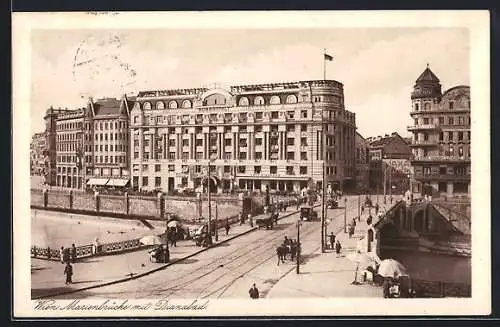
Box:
[382,159,411,174]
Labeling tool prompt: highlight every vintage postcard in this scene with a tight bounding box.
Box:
[13,11,490,317]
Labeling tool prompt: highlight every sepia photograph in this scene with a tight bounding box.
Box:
[12,11,490,317]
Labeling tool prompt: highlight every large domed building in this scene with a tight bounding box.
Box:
[408,65,471,196]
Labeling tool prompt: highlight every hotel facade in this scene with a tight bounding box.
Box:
[129,80,357,194]
[407,66,471,195]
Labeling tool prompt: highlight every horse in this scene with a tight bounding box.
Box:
[276,245,287,265]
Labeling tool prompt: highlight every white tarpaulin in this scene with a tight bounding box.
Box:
[86,178,109,186]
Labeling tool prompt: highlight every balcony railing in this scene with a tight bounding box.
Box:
[407,124,439,131]
[412,155,471,162]
[409,140,438,147]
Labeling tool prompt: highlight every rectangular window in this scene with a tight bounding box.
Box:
[169,139,175,146]
[255,112,263,120]
[155,164,161,172]
[458,132,464,141]
[458,116,464,125]
[182,139,189,146]
[142,176,148,186]
[224,139,232,146]
[105,145,108,151]
[287,152,295,160]
[439,132,444,141]
[142,165,148,172]
[254,166,261,174]
[255,138,262,146]
[287,138,295,146]
[270,166,277,174]
[168,165,175,171]
[134,152,139,159]
[182,152,189,160]
[300,166,307,175]
[448,117,454,125]
[155,177,161,187]
[448,132,453,141]
[169,152,176,159]
[300,137,308,146]
[255,125,262,133]
[239,152,247,160]
[300,152,308,161]
[238,166,246,173]
[301,111,307,118]
[286,166,294,175]
[255,152,262,160]
[271,111,279,119]
[196,139,203,146]
[196,152,203,159]
[423,118,429,124]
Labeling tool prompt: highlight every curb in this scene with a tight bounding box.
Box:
[33,206,307,299]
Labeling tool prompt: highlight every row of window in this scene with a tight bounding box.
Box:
[89,121,127,131]
[414,100,470,111]
[57,166,78,174]
[415,146,470,158]
[57,133,81,141]
[133,151,311,161]
[132,124,310,135]
[415,131,470,142]
[86,155,127,164]
[57,143,79,152]
[134,136,311,148]
[85,132,128,142]
[56,122,83,131]
[133,110,312,125]
[57,155,79,163]
[92,144,128,152]
[415,116,471,126]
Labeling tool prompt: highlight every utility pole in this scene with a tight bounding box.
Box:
[344,197,347,233]
[358,193,361,220]
[321,158,326,253]
[383,161,387,204]
[206,161,213,246]
[215,200,219,241]
[296,219,301,274]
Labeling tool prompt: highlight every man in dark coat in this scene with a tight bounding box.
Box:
[64,262,73,284]
[329,232,335,250]
[249,283,259,299]
[225,219,230,235]
[71,244,77,263]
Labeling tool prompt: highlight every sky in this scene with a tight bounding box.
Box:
[30,28,469,138]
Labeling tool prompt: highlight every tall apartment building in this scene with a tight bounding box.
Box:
[83,96,133,187]
[355,132,370,192]
[30,132,47,176]
[44,107,73,185]
[407,66,471,195]
[54,108,85,188]
[129,80,357,194]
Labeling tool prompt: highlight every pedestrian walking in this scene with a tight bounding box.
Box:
[70,243,77,263]
[64,262,73,284]
[239,211,245,225]
[361,205,365,214]
[93,237,101,255]
[367,214,373,226]
[375,204,379,215]
[348,225,355,239]
[248,213,253,227]
[335,240,342,256]
[352,218,357,228]
[225,219,230,235]
[390,195,393,204]
[329,232,335,250]
[249,283,260,299]
[60,246,65,264]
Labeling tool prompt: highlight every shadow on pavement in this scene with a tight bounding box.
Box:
[300,253,322,264]
[299,269,355,275]
[70,280,104,284]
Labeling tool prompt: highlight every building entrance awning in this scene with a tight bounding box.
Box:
[106,179,130,187]
[86,178,109,186]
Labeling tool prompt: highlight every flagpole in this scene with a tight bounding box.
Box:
[323,48,326,80]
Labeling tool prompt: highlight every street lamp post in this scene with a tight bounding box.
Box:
[344,197,348,233]
[357,193,361,221]
[215,200,219,241]
[207,161,213,246]
[296,218,302,274]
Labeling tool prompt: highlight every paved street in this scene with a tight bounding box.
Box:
[42,195,393,299]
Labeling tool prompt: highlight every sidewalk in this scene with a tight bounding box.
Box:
[31,206,300,299]
[266,200,400,298]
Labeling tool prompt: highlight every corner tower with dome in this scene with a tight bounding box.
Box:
[407,65,471,196]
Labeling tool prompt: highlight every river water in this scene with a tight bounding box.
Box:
[31,209,165,248]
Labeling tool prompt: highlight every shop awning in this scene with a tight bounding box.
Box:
[86,178,109,186]
[106,179,130,187]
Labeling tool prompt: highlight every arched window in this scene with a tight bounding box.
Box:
[238,97,249,106]
[143,102,152,110]
[270,96,281,105]
[156,101,165,110]
[182,100,192,108]
[254,96,265,105]
[286,95,298,104]
[414,103,419,111]
[169,101,178,109]
[424,103,431,111]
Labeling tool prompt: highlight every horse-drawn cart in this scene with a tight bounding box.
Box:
[256,215,274,229]
[300,206,318,221]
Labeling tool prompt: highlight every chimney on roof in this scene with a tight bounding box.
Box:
[385,134,389,138]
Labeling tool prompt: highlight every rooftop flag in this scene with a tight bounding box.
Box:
[324,53,333,61]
